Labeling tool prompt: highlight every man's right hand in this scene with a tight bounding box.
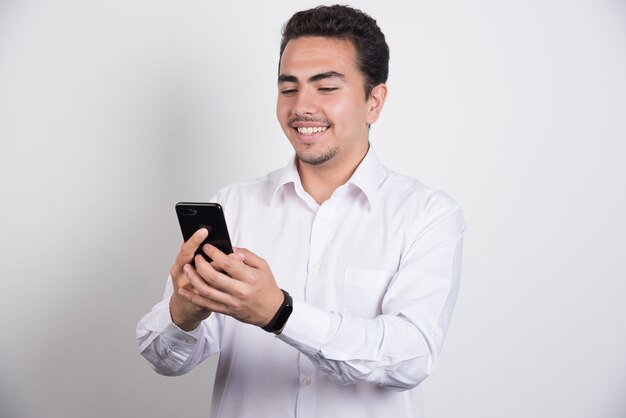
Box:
[169,228,212,331]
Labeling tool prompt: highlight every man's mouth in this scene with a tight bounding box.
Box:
[296,126,328,135]
[289,117,331,137]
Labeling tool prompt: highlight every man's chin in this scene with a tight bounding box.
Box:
[296,147,339,166]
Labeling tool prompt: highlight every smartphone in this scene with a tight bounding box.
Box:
[175,202,233,263]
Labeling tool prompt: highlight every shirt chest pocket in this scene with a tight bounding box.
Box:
[342,268,394,318]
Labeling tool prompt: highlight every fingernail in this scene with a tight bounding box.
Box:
[199,228,208,238]
[183,264,191,273]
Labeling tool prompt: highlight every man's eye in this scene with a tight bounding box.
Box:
[318,87,338,93]
[281,89,298,96]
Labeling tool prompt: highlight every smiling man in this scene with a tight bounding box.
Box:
[277,35,386,204]
[137,5,465,418]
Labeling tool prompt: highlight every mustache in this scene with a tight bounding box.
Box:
[288,116,332,127]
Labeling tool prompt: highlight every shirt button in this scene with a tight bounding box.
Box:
[312,262,320,270]
[184,338,195,344]
[303,377,312,386]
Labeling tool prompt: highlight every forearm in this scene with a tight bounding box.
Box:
[318,318,435,390]
[278,301,438,390]
[136,281,222,376]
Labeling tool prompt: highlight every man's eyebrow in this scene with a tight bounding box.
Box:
[278,74,298,83]
[277,71,346,84]
[308,71,345,82]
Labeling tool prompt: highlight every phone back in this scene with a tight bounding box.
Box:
[176,202,233,262]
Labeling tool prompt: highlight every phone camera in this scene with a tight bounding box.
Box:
[180,208,197,216]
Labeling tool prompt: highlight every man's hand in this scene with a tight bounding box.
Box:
[168,228,219,331]
[177,245,284,328]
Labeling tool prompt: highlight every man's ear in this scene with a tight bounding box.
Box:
[366,83,388,125]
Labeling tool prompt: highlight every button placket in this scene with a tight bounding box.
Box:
[296,353,316,417]
[307,207,328,286]
[307,202,336,278]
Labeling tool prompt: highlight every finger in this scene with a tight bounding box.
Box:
[178,287,228,314]
[230,251,245,262]
[174,228,208,268]
[232,247,268,269]
[179,266,203,295]
[203,244,248,279]
[194,255,249,298]
[184,261,234,305]
[206,252,242,273]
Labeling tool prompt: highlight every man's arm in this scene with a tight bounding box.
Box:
[277,206,465,390]
[136,228,240,376]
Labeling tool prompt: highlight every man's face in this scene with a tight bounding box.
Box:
[277,36,385,169]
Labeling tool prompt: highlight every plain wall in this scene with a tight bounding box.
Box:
[1,1,625,417]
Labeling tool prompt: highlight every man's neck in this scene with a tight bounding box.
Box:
[297,144,369,205]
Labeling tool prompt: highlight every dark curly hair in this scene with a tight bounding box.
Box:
[280,5,389,98]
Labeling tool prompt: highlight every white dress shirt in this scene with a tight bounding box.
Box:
[137,148,465,418]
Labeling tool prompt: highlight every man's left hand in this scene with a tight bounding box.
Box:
[177,245,285,328]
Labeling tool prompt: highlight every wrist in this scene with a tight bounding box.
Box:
[262,289,293,334]
[169,295,203,332]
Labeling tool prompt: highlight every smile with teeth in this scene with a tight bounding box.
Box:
[297,126,328,135]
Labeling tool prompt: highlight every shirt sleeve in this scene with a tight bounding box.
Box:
[136,276,223,376]
[277,204,465,391]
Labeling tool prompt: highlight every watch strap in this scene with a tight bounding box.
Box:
[262,289,293,333]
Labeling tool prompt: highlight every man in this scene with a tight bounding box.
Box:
[137,5,465,418]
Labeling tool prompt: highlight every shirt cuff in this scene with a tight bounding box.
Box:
[277,298,339,355]
[154,300,205,346]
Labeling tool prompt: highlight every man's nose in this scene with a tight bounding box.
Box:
[293,87,318,116]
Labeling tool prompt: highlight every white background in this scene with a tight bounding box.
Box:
[1,1,625,417]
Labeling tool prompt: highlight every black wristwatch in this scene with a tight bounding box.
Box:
[262,289,293,333]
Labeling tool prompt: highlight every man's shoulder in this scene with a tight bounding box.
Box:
[381,168,462,214]
[212,167,285,205]
[379,168,465,241]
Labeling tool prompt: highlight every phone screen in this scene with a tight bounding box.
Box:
[175,202,233,263]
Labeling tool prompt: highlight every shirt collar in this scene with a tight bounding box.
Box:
[270,146,387,210]
[270,156,301,204]
[343,146,387,210]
